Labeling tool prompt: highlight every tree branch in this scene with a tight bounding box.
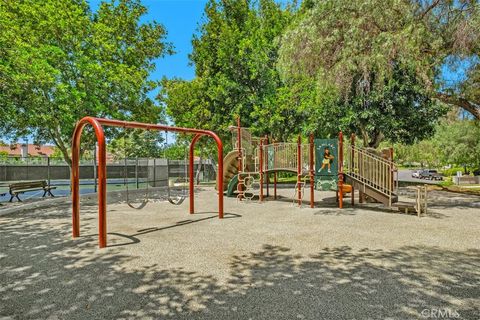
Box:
[419,0,442,19]
[435,92,480,120]
[49,126,72,167]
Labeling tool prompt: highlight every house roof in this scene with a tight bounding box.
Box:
[0,144,55,157]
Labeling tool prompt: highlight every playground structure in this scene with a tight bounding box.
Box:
[223,118,401,210]
[71,116,224,248]
[223,118,315,206]
[71,117,422,248]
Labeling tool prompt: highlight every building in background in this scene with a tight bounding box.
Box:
[0,144,56,158]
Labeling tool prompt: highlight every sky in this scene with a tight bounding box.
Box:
[6,0,471,144]
[89,0,468,91]
[89,0,209,82]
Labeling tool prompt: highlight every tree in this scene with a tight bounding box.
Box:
[0,0,172,165]
[297,65,447,147]
[162,143,189,160]
[387,113,480,170]
[159,0,297,145]
[278,0,480,125]
[434,119,480,171]
[108,130,164,159]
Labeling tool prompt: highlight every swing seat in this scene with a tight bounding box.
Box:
[126,199,149,210]
[168,196,187,205]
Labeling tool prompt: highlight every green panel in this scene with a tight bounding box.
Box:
[315,175,338,191]
[266,145,275,170]
[226,175,239,197]
[315,139,338,191]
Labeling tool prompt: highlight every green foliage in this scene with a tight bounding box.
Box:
[434,120,480,168]
[160,0,297,149]
[393,142,431,168]
[108,129,164,159]
[50,147,67,159]
[439,179,454,187]
[441,167,468,177]
[0,0,172,165]
[311,66,447,146]
[162,143,189,160]
[392,119,480,168]
[279,0,480,139]
[278,0,470,146]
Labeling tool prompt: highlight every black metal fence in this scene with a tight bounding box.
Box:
[0,156,216,186]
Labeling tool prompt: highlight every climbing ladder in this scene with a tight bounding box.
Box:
[292,174,310,206]
[237,172,261,201]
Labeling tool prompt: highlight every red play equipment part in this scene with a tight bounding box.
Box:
[309,134,315,208]
[259,137,264,201]
[338,131,344,209]
[296,135,302,205]
[71,116,224,248]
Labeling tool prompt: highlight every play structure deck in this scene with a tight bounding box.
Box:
[223,118,406,210]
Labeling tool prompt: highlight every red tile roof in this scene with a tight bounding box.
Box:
[0,144,55,157]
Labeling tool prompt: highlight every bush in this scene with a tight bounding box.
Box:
[440,167,472,177]
[439,178,454,187]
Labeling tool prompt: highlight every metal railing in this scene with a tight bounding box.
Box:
[345,145,397,199]
[260,143,311,174]
[232,127,259,157]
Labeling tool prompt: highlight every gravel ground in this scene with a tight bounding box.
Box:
[1,187,479,319]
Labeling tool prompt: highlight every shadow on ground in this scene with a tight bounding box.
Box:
[0,207,478,319]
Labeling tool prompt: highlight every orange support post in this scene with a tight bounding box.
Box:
[309,134,315,208]
[264,135,269,197]
[297,135,302,205]
[338,131,344,209]
[72,117,224,248]
[259,138,264,201]
[350,133,355,207]
[72,117,107,247]
[274,172,277,200]
[273,139,277,200]
[189,134,201,214]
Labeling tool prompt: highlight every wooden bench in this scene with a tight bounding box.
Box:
[8,180,57,202]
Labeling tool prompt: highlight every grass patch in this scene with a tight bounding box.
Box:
[439,178,454,187]
[439,184,480,196]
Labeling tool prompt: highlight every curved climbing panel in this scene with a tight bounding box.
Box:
[222,150,240,191]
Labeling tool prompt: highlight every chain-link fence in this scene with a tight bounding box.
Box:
[0,156,216,201]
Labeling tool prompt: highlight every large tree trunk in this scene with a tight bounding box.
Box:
[368,131,384,148]
[435,92,480,120]
[49,127,72,167]
[359,126,384,148]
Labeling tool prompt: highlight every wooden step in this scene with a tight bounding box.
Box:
[346,175,398,206]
